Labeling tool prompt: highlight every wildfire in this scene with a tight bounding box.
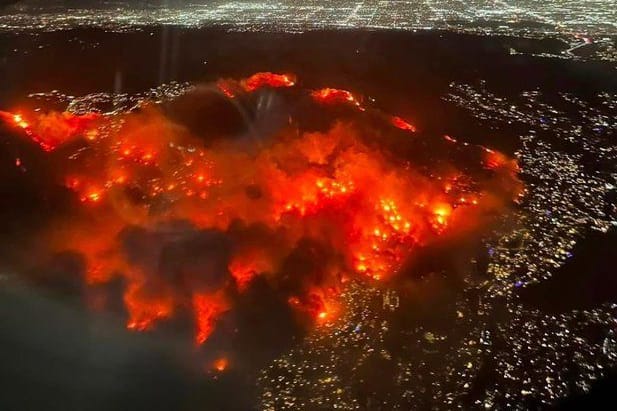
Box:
[431,204,452,230]
[124,279,174,332]
[1,72,522,345]
[13,113,29,129]
[193,293,229,345]
[228,251,273,291]
[242,72,296,92]
[311,88,361,107]
[483,147,519,172]
[391,116,417,133]
[1,109,99,151]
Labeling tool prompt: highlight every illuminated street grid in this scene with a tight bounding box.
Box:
[1,0,616,36]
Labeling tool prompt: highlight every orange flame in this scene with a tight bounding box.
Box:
[5,73,522,344]
[242,72,296,92]
[125,280,174,332]
[193,293,229,345]
[311,88,361,107]
[391,116,417,132]
[1,110,100,151]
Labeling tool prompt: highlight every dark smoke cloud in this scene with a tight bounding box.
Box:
[0,282,217,411]
[120,222,232,295]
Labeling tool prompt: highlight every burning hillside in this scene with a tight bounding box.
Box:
[1,72,522,349]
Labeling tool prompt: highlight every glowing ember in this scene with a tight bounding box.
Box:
[13,113,29,129]
[213,357,228,372]
[217,82,236,98]
[443,134,457,143]
[391,116,417,132]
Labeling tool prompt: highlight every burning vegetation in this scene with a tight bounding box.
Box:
[1,72,522,347]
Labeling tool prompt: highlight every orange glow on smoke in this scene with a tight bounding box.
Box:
[311,88,361,107]
[288,290,340,324]
[193,293,229,345]
[483,147,519,172]
[242,72,296,92]
[314,296,339,325]
[1,73,522,344]
[125,278,174,332]
[228,250,273,290]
